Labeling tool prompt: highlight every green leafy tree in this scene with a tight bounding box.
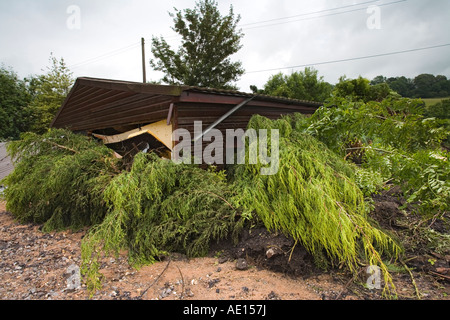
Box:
[371,76,414,97]
[433,75,450,97]
[28,54,74,134]
[150,0,244,89]
[413,74,437,98]
[255,68,333,102]
[387,77,413,97]
[333,76,392,102]
[0,66,32,140]
[232,115,401,297]
[372,74,450,98]
[303,93,449,217]
[424,99,450,120]
[412,74,450,98]
[2,129,119,231]
[370,75,387,85]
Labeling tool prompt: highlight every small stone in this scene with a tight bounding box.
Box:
[185,288,194,297]
[218,256,228,264]
[235,258,248,270]
[159,287,172,299]
[266,248,276,259]
[267,291,281,300]
[208,279,220,288]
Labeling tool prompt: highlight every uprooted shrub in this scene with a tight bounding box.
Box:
[230,115,402,297]
[81,152,245,292]
[1,129,245,293]
[2,129,120,231]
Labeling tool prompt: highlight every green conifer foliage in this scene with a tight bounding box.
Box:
[81,153,244,292]
[231,115,402,297]
[2,129,119,231]
[2,123,402,297]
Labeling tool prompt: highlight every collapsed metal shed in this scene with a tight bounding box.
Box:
[51,77,323,161]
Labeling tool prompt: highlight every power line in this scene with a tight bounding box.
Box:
[69,42,140,68]
[66,0,408,70]
[245,43,450,75]
[151,1,406,39]
[242,0,407,31]
[68,42,141,69]
[240,0,382,27]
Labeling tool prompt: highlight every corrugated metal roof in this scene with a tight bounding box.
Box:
[51,77,323,132]
[51,78,176,131]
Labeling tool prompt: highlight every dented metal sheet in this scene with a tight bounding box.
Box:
[93,120,173,150]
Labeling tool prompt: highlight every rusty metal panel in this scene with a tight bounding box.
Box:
[52,77,322,135]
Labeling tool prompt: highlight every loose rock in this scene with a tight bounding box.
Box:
[235,258,248,270]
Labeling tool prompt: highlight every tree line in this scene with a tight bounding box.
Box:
[251,70,450,102]
[370,74,450,99]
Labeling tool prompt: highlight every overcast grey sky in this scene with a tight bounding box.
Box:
[0,0,449,91]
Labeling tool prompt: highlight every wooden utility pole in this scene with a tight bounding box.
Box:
[141,37,147,83]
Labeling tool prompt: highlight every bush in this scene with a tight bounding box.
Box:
[1,130,246,293]
[230,115,401,297]
[81,153,245,292]
[1,129,119,231]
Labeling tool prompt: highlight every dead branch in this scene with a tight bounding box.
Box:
[45,140,78,153]
[175,265,185,300]
[429,270,450,281]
